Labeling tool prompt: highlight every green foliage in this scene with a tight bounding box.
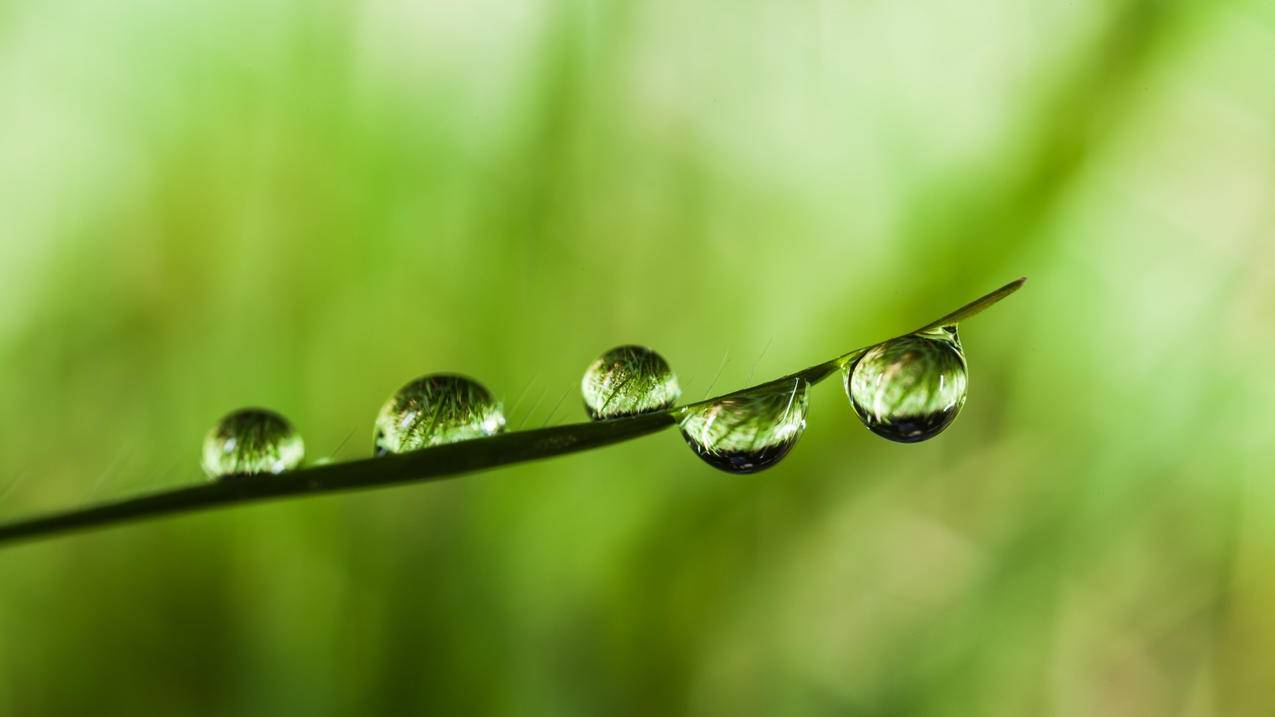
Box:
[0,282,1019,543]
[1,0,1272,714]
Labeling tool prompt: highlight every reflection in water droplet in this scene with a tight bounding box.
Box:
[845,328,967,443]
[679,377,808,474]
[581,345,680,420]
[374,374,505,455]
[202,408,305,479]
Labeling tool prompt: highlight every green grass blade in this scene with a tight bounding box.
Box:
[0,278,1025,547]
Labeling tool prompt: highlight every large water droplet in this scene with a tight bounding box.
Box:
[845,328,967,443]
[581,345,681,420]
[679,377,808,474]
[374,374,506,455]
[202,408,305,479]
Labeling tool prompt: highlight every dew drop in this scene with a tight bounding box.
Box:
[373,374,506,455]
[201,408,305,479]
[678,377,808,474]
[581,345,680,420]
[845,328,968,443]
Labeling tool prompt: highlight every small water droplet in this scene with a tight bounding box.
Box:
[374,374,506,454]
[679,377,808,474]
[845,328,968,443]
[202,408,305,479]
[581,345,680,420]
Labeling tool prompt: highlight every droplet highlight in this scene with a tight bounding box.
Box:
[845,328,967,443]
[678,377,808,474]
[581,345,680,420]
[202,408,305,479]
[374,374,506,455]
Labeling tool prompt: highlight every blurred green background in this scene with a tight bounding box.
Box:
[2,0,1273,714]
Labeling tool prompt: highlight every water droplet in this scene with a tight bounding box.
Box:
[202,408,305,479]
[845,328,968,443]
[581,345,680,420]
[678,377,808,474]
[374,374,506,455]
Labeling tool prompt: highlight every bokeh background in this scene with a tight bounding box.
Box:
[2,0,1273,714]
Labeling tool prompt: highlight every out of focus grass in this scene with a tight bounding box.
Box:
[2,0,1274,714]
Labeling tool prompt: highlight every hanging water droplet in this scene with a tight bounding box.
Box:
[201,408,305,479]
[374,374,506,455]
[678,377,808,474]
[845,328,968,443]
[581,345,680,420]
